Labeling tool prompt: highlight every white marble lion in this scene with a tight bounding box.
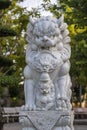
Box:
[23,15,72,111]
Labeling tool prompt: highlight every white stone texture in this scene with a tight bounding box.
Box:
[20,15,74,130]
[19,111,74,130]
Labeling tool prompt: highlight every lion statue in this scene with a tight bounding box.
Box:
[23,15,72,111]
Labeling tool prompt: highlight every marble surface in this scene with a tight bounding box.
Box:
[20,15,74,130]
[3,123,87,130]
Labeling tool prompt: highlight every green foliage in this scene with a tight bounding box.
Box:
[72,85,86,104]
[0,0,11,10]
[0,26,17,37]
[58,0,87,104]
[0,0,28,106]
[0,74,21,87]
[0,56,13,67]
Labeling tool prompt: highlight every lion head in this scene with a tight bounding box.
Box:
[26,15,71,51]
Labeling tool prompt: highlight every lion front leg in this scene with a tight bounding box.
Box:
[56,61,72,110]
[22,65,36,111]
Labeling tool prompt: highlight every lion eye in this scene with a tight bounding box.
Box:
[36,35,39,39]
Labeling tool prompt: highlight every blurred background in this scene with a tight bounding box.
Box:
[0,0,87,129]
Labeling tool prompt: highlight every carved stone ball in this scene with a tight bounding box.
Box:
[40,73,51,82]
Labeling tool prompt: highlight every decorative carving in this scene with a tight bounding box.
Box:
[20,15,74,130]
[29,52,61,72]
[36,73,55,110]
[20,111,74,130]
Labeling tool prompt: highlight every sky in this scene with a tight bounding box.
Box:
[19,0,58,16]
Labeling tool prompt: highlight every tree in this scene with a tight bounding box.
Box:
[59,0,87,106]
[0,0,41,107]
[0,0,17,36]
[0,0,28,106]
[0,0,17,106]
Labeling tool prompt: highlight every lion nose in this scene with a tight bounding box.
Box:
[43,36,48,41]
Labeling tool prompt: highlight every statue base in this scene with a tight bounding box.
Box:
[19,110,74,130]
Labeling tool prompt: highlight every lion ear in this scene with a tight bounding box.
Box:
[29,16,37,25]
[57,14,64,26]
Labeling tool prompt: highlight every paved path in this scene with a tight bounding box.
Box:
[74,125,87,130]
[2,123,87,130]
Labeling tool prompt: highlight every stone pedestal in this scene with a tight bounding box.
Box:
[20,110,74,130]
[19,15,74,130]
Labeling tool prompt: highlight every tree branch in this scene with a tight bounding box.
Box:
[0,11,5,18]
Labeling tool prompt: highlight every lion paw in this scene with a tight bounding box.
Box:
[21,104,36,111]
